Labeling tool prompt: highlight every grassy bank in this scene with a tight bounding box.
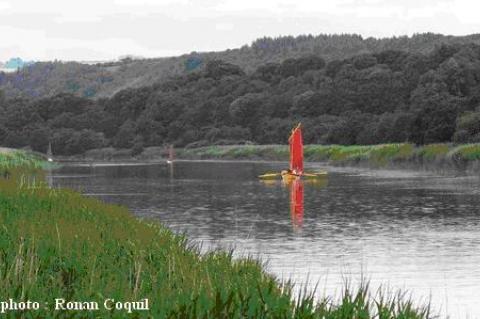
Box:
[0,152,434,318]
[175,143,480,168]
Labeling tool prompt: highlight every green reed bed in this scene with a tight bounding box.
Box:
[0,154,434,318]
[447,144,480,161]
[177,143,480,168]
[0,151,47,170]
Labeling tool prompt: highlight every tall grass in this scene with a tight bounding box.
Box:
[0,155,435,318]
[303,144,415,164]
[0,151,47,170]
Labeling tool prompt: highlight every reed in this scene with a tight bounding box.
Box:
[0,151,47,170]
[447,144,480,161]
[415,144,450,161]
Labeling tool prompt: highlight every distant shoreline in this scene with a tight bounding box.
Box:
[53,143,480,175]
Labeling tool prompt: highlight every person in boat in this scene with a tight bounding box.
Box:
[281,169,301,177]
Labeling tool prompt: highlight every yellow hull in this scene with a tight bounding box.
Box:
[302,171,328,178]
[258,173,281,180]
[258,171,327,180]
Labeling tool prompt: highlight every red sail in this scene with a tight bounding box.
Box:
[288,124,303,175]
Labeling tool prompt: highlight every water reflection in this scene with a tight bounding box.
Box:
[283,177,329,231]
[289,179,304,230]
[168,161,174,180]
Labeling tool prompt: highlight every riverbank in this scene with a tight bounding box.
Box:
[63,143,480,174]
[0,151,434,318]
[176,143,480,172]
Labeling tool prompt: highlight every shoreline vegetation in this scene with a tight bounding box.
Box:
[64,143,480,172]
[0,149,48,169]
[0,151,435,318]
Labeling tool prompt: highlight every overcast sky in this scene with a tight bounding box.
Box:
[0,0,479,62]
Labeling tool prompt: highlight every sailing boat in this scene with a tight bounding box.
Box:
[258,123,327,180]
[47,142,53,162]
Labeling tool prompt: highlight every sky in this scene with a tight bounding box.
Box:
[0,0,479,62]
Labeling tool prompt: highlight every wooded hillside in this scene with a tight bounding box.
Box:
[1,38,480,155]
[2,33,480,99]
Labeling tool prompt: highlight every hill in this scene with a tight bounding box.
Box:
[2,40,480,155]
[2,32,480,99]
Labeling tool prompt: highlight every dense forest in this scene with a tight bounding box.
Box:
[1,40,480,155]
[2,33,480,99]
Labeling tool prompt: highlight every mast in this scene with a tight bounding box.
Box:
[47,142,53,162]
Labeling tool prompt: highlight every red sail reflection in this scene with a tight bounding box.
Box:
[261,175,327,231]
[289,178,304,230]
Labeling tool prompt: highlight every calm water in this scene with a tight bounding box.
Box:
[50,161,480,318]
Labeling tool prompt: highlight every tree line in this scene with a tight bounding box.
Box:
[1,43,480,155]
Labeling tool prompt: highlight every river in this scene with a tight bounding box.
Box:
[49,160,480,318]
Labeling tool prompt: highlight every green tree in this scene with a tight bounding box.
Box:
[113,120,137,148]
